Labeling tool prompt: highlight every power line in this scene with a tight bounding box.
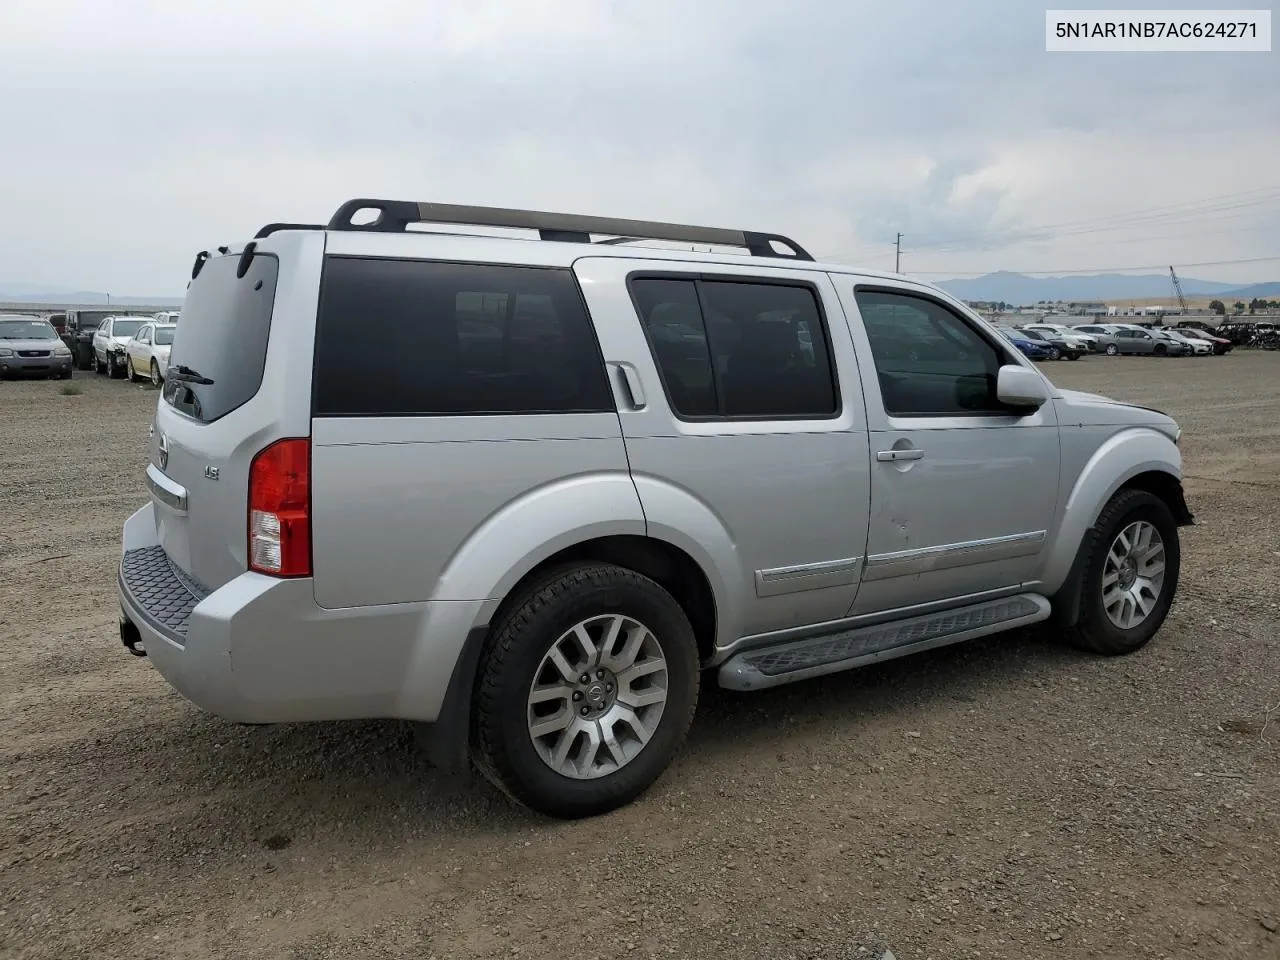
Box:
[906,254,1280,277]
[814,184,1280,263]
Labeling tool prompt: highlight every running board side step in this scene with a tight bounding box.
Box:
[718,593,1051,691]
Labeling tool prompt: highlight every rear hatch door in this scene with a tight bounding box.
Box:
[148,241,314,592]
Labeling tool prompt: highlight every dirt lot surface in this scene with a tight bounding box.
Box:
[2,355,1278,960]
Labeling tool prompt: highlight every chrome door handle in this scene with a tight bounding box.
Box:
[876,448,924,462]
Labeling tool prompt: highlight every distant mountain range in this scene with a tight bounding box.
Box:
[6,273,1279,311]
[934,271,1280,305]
[0,283,181,305]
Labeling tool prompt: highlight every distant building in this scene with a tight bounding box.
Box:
[1068,302,1108,316]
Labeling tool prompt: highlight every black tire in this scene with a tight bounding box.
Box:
[60,369,73,380]
[1105,343,1118,356]
[1153,344,1167,356]
[1061,489,1180,656]
[106,353,120,379]
[150,360,162,387]
[126,357,137,382]
[1048,346,1061,360]
[471,563,699,819]
[94,351,105,375]
[1068,352,1081,361]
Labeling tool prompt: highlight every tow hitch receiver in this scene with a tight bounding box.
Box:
[119,616,147,657]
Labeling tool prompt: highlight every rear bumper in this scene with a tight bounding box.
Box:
[116,503,487,725]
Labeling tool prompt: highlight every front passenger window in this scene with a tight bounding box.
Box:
[854,289,1007,417]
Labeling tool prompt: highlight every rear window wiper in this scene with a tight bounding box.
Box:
[168,364,215,385]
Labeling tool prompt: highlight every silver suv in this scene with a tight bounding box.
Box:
[118,199,1193,818]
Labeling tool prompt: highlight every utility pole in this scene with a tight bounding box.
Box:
[894,233,903,273]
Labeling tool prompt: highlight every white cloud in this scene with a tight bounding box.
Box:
[0,0,1277,293]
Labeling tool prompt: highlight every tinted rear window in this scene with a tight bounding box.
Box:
[162,253,279,423]
[313,257,613,417]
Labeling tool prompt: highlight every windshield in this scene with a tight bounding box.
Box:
[111,319,145,338]
[0,319,57,340]
[154,326,176,345]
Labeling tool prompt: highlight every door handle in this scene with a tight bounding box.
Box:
[876,448,924,462]
[612,362,646,410]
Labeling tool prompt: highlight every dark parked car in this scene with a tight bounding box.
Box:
[1016,327,1083,360]
[994,326,1055,360]
[62,309,116,370]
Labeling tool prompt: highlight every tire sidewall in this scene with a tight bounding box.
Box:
[1080,492,1180,653]
[478,567,699,818]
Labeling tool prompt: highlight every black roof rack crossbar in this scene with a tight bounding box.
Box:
[325,198,814,261]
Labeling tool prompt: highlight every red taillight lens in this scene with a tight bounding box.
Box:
[247,438,311,577]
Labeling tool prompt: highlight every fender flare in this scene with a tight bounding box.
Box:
[1040,427,1182,597]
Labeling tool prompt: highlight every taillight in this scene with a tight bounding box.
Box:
[247,438,311,577]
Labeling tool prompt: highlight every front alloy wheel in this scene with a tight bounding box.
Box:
[1062,488,1180,656]
[1101,520,1166,630]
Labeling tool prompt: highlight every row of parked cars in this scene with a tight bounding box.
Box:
[993,320,1233,361]
[0,311,177,382]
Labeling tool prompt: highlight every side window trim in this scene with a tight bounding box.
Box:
[851,283,1019,421]
[625,269,843,423]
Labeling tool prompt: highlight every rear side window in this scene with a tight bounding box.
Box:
[629,276,838,420]
[162,253,279,423]
[313,257,613,417]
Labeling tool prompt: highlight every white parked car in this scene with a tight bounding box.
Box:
[1158,329,1213,356]
[91,316,150,378]
[125,322,176,385]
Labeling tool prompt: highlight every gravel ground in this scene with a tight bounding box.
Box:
[2,354,1278,960]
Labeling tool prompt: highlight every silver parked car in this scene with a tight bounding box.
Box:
[118,199,1193,818]
[1070,324,1122,354]
[0,315,75,379]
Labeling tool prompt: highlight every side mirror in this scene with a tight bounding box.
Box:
[996,364,1049,411]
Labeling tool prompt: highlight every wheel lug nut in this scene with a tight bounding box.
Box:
[605,683,614,693]
[596,670,606,680]
[580,706,590,716]
[572,691,582,702]
[580,674,590,684]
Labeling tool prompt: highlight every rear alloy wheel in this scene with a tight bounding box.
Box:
[1047,346,1061,360]
[126,357,137,382]
[472,563,699,819]
[150,360,162,387]
[1062,489,1180,656]
[1105,343,1119,356]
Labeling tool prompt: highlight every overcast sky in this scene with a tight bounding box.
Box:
[1,0,1277,295]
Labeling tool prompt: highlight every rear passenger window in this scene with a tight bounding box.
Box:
[313,258,613,417]
[629,277,838,420]
[854,289,1006,417]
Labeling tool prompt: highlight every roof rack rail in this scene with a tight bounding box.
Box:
[326,198,814,261]
[254,222,326,239]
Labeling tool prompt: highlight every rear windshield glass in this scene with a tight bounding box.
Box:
[162,252,279,423]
